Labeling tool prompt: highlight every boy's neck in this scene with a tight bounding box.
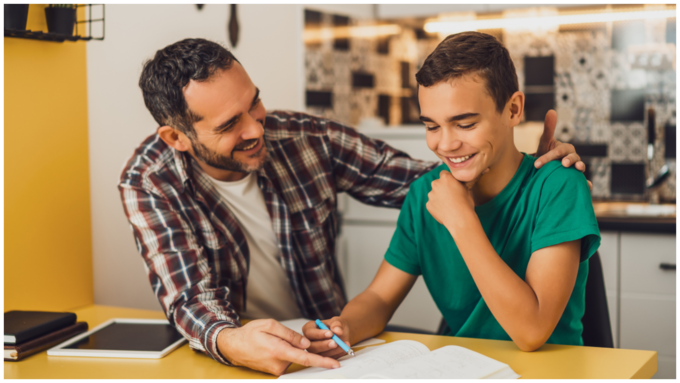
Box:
[470,147,524,206]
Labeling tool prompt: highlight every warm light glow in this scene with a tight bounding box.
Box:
[424,8,676,34]
[304,24,402,43]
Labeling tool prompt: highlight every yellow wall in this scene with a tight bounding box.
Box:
[5,4,93,311]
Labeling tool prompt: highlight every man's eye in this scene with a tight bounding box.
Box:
[426,125,439,131]
[459,123,476,129]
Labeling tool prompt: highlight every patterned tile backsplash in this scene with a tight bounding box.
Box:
[303,8,676,202]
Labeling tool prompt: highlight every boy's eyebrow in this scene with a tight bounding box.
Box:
[419,112,480,124]
[446,113,479,122]
[212,87,261,133]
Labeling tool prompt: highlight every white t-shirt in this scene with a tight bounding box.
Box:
[207,173,302,320]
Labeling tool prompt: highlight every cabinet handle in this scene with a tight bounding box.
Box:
[659,263,676,271]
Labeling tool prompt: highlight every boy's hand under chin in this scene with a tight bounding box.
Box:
[426,168,489,230]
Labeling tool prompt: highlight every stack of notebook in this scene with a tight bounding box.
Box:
[4,310,88,361]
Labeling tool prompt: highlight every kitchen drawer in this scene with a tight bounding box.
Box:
[343,223,441,332]
[620,233,676,295]
[620,293,676,356]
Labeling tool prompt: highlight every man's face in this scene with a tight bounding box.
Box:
[182,63,268,178]
[418,74,513,183]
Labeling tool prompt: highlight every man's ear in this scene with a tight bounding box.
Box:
[158,126,192,152]
[507,91,525,127]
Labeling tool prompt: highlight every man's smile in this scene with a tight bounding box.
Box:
[233,138,261,152]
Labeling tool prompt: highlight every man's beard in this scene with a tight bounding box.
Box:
[191,137,267,173]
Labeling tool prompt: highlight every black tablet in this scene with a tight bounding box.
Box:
[47,318,186,359]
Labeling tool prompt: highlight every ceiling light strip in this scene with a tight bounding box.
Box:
[425,9,676,34]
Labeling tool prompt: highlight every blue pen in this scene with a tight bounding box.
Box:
[315,319,355,357]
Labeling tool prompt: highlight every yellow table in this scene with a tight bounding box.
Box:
[4,305,657,379]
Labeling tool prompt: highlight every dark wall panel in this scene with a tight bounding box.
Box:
[611,163,646,195]
[524,93,555,122]
[306,91,333,107]
[611,89,645,122]
[524,56,555,86]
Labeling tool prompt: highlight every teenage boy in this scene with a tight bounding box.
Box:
[303,31,601,355]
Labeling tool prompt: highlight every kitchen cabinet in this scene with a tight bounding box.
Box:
[579,230,676,379]
[619,233,676,379]
[597,231,619,348]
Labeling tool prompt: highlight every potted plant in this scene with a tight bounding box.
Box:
[44,4,76,36]
[4,4,30,30]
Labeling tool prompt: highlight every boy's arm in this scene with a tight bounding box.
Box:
[303,260,417,357]
[452,215,580,351]
[427,171,582,351]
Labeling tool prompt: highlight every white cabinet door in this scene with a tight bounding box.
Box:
[343,224,442,333]
[619,233,676,378]
[598,231,619,294]
[619,294,676,356]
[598,231,619,348]
[620,233,676,295]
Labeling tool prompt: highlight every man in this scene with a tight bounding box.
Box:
[119,38,586,376]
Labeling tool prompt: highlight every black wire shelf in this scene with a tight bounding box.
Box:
[4,4,104,43]
[4,28,88,42]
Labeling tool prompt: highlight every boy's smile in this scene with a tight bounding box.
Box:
[419,73,524,201]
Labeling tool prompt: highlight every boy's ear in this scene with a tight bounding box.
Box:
[507,91,525,127]
[158,126,192,152]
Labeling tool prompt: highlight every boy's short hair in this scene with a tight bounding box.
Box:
[415,31,519,114]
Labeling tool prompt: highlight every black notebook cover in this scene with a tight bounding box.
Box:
[4,311,77,344]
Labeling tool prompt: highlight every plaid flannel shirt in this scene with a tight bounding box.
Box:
[118,110,437,365]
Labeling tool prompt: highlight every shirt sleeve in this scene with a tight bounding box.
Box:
[531,167,601,263]
[384,184,422,275]
[118,184,240,366]
[325,120,439,209]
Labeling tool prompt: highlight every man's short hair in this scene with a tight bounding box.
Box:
[415,31,518,114]
[139,38,239,137]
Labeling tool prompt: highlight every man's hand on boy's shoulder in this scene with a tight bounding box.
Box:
[533,110,593,190]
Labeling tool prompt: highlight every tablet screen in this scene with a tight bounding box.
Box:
[63,322,184,352]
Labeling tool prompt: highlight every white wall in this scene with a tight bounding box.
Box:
[87,4,305,310]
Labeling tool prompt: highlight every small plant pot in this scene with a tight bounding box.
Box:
[4,4,30,30]
[45,6,76,36]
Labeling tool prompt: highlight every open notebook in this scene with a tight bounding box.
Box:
[279,340,519,379]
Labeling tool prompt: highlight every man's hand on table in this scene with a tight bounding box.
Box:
[216,319,341,376]
[533,109,593,190]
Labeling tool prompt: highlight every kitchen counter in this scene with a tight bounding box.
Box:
[593,202,676,233]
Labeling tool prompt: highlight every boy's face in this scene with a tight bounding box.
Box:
[419,74,517,183]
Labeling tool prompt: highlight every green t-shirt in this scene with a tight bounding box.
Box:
[385,154,601,346]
